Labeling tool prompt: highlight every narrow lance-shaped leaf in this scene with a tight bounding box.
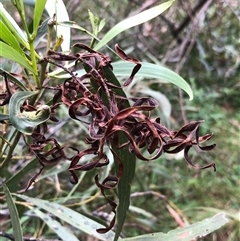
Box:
[112,61,194,100]
[101,66,136,241]
[0,2,29,49]
[88,10,106,48]
[15,194,117,241]
[30,208,80,241]
[94,0,174,50]
[0,42,35,74]
[1,179,24,241]
[0,21,25,56]
[121,212,229,241]
[32,0,47,38]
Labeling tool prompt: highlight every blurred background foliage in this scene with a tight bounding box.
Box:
[1,0,239,240]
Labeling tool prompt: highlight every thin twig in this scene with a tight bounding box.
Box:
[130,191,166,200]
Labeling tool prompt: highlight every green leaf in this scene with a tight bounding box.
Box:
[30,208,80,241]
[0,42,35,73]
[9,91,51,135]
[121,212,229,241]
[0,2,30,49]
[98,18,106,33]
[94,0,174,51]
[88,10,99,35]
[113,146,136,241]
[32,0,47,38]
[15,0,25,14]
[112,61,193,100]
[15,194,118,241]
[100,66,136,241]
[0,21,25,56]
[1,179,23,241]
[88,10,104,48]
